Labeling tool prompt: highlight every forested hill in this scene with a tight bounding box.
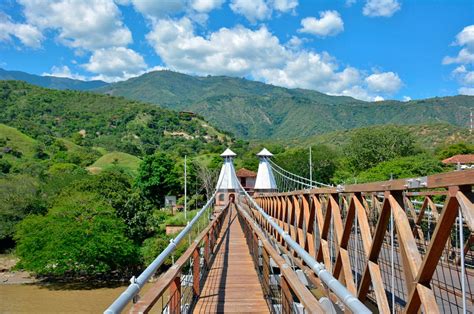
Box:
[0,68,108,91]
[0,81,229,156]
[97,70,474,139]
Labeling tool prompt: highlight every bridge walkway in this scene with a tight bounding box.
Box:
[193,205,269,313]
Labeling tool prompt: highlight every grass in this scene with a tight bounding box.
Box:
[88,151,141,175]
[0,124,37,162]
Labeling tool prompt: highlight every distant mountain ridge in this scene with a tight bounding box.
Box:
[0,68,108,90]
[97,70,474,139]
[2,68,473,140]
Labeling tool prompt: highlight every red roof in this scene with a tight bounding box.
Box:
[442,154,474,164]
[236,168,257,177]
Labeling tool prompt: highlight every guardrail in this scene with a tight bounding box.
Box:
[104,193,217,314]
[235,202,326,313]
[254,169,474,313]
[239,186,371,313]
[129,202,229,313]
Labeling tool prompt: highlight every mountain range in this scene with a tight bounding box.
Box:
[1,68,473,140]
[0,68,107,91]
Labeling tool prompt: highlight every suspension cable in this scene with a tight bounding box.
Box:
[268,158,332,188]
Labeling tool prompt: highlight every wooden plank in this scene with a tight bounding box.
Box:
[193,206,269,313]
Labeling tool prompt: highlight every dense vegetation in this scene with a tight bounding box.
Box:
[96,70,474,139]
[0,82,230,278]
[0,81,230,156]
[0,79,472,281]
[265,125,473,185]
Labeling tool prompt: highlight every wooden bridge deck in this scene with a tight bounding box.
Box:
[193,205,269,313]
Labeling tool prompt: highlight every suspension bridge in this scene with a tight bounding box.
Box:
[105,148,474,314]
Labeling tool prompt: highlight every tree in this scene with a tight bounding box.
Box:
[274,145,339,184]
[436,142,474,160]
[0,174,43,245]
[135,153,180,207]
[356,154,445,183]
[73,168,154,242]
[346,126,417,172]
[15,192,138,277]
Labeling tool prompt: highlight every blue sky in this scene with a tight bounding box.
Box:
[0,0,473,101]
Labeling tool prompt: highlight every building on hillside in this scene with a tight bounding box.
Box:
[236,168,257,194]
[442,154,474,170]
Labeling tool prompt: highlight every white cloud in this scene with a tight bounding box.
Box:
[271,0,298,13]
[402,96,411,102]
[443,25,474,65]
[443,48,474,65]
[146,17,401,101]
[374,96,384,101]
[191,0,225,13]
[298,11,344,37]
[230,0,271,23]
[459,87,474,95]
[363,0,401,17]
[455,24,474,49]
[365,72,402,93]
[443,25,474,95]
[42,65,86,80]
[18,0,132,50]
[0,13,43,48]
[129,0,187,20]
[346,0,357,7]
[82,47,147,82]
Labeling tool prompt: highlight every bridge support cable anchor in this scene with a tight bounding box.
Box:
[238,185,371,314]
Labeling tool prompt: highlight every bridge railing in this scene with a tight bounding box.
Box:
[235,202,326,313]
[254,169,474,313]
[105,193,217,314]
[129,203,230,314]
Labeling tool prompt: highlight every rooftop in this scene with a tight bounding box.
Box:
[236,167,257,177]
[257,148,273,157]
[442,154,474,164]
[220,148,237,157]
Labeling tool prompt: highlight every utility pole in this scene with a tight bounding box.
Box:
[470,108,473,136]
[184,155,187,221]
[309,146,312,187]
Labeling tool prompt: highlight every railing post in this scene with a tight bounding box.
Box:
[204,234,210,267]
[281,275,292,314]
[169,275,181,314]
[262,247,270,296]
[253,232,259,265]
[193,247,200,298]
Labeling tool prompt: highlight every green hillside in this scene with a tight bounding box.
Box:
[0,124,37,160]
[0,81,229,157]
[273,123,474,150]
[96,70,474,139]
[88,152,141,175]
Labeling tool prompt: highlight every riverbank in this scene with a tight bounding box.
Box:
[0,254,37,285]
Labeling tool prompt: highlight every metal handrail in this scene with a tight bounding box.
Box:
[235,202,325,312]
[238,185,372,314]
[104,192,217,314]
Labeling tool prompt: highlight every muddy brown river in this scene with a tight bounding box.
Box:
[0,283,141,313]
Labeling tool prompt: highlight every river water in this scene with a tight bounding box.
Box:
[0,283,141,313]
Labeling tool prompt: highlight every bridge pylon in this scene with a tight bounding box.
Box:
[215,148,239,208]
